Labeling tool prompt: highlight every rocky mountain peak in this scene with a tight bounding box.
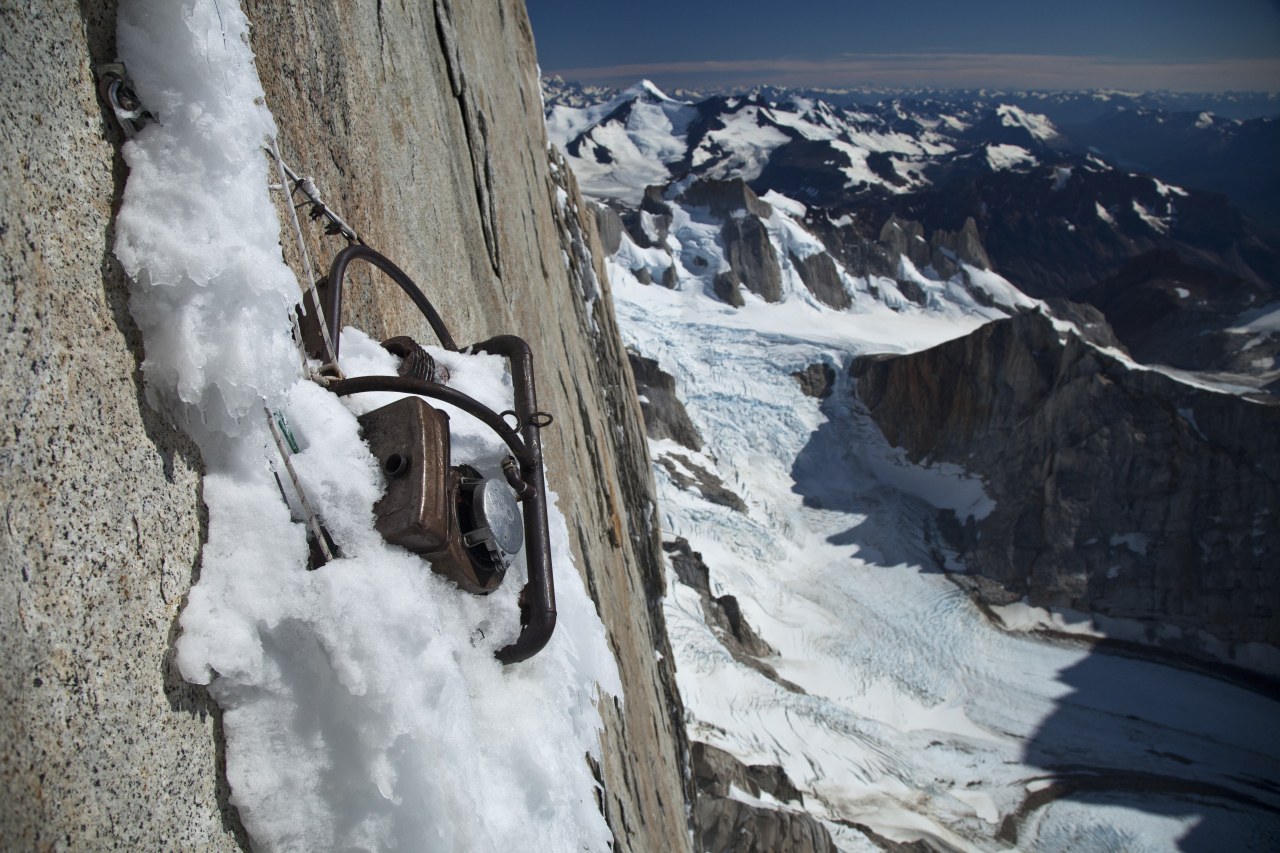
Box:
[853,308,1280,657]
[678,177,774,219]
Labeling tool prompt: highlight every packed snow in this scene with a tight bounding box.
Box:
[1232,301,1280,334]
[1132,199,1172,234]
[1153,177,1189,197]
[995,103,1060,142]
[985,143,1037,172]
[114,2,619,850]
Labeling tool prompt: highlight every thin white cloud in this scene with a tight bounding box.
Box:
[546,53,1280,92]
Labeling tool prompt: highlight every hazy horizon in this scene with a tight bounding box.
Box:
[528,0,1280,94]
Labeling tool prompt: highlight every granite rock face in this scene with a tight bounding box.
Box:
[691,742,805,806]
[878,214,991,281]
[628,351,703,451]
[0,3,234,847]
[680,177,774,221]
[713,271,747,307]
[853,310,1280,663]
[2,0,693,848]
[656,454,749,514]
[594,203,624,255]
[664,538,801,692]
[618,176,1007,313]
[690,742,837,853]
[793,362,837,399]
[686,178,783,300]
[720,213,784,302]
[928,216,993,278]
[666,539,768,657]
[877,215,931,273]
[789,249,849,309]
[673,179,785,303]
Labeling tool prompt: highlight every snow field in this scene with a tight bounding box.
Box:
[545,81,697,204]
[547,80,955,204]
[995,104,1060,142]
[985,143,1037,171]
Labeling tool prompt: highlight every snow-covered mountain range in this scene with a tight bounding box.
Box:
[547,78,1280,386]
[547,79,1280,850]
[546,77,1280,226]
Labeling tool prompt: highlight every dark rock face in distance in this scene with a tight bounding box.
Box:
[713,271,746,306]
[929,216,992,278]
[720,213,784,302]
[1080,249,1280,377]
[665,538,774,658]
[627,351,703,451]
[789,250,849,309]
[793,362,837,399]
[625,176,1014,314]
[664,538,804,692]
[1062,107,1280,231]
[656,453,748,513]
[878,215,931,273]
[690,743,837,853]
[593,203,624,255]
[680,177,775,220]
[853,310,1280,660]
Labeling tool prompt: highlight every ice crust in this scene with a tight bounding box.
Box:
[985,143,1036,171]
[995,103,1060,142]
[114,2,619,850]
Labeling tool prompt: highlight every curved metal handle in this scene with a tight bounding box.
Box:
[325,244,459,357]
[473,335,556,664]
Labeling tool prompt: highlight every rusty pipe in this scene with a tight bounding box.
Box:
[472,335,556,664]
[325,244,459,359]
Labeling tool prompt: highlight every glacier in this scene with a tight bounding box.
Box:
[608,232,1280,851]
[586,81,1280,850]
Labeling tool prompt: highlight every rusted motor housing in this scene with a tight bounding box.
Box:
[457,468,525,573]
[357,396,521,594]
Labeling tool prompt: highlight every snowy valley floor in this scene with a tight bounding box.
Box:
[610,269,1280,852]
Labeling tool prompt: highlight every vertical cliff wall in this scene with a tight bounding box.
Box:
[853,310,1280,670]
[0,1,692,848]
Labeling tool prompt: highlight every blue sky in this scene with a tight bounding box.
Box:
[526,0,1280,92]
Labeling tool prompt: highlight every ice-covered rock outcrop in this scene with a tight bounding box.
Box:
[628,352,703,451]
